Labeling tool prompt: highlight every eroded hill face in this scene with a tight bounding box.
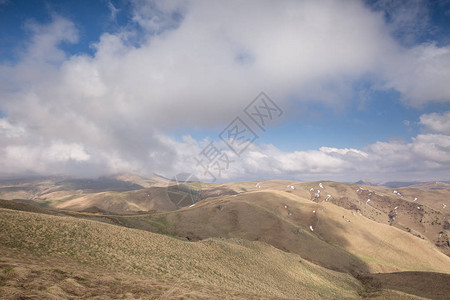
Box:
[199,180,450,257]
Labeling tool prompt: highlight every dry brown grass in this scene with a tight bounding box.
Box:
[0,248,266,299]
[0,208,362,299]
[2,177,450,299]
[3,177,448,260]
[357,272,450,300]
[123,189,450,274]
[55,187,177,213]
[200,180,450,257]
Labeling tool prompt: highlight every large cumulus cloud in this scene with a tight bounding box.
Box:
[1,0,450,181]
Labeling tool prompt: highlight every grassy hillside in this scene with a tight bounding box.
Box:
[358,272,450,300]
[117,189,450,274]
[4,176,447,259]
[2,185,449,299]
[55,187,177,213]
[0,175,182,214]
[2,176,449,298]
[0,249,274,299]
[0,199,57,215]
[205,180,450,256]
[0,208,363,299]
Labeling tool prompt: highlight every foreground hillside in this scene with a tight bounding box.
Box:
[0,208,363,299]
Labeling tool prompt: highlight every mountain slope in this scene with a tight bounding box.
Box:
[202,180,450,256]
[117,189,450,275]
[55,187,177,213]
[0,208,363,299]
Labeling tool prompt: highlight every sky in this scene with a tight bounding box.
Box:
[0,0,450,183]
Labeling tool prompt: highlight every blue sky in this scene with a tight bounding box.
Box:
[179,86,450,154]
[0,0,122,61]
[1,0,450,182]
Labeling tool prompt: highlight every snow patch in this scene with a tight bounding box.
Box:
[314,190,321,198]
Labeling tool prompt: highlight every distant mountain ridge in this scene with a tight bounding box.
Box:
[354,179,450,188]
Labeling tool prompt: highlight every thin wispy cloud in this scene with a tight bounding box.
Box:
[107,0,120,21]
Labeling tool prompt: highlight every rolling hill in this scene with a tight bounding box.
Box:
[1,175,450,299]
[114,189,450,275]
[0,208,362,299]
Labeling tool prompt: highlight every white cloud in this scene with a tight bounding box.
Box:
[420,111,450,134]
[412,134,450,164]
[320,147,369,158]
[220,129,450,181]
[0,119,25,138]
[46,142,91,162]
[381,43,450,106]
[0,1,450,181]
[23,16,78,64]
[2,142,90,177]
[131,0,187,33]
